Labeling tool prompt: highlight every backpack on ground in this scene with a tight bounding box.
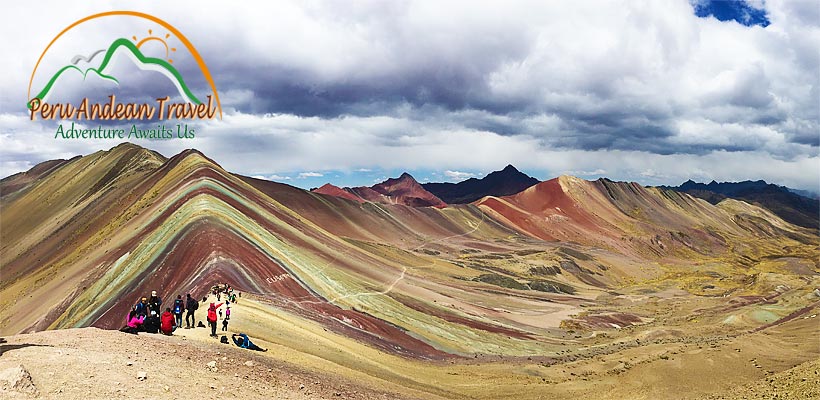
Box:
[220,335,229,344]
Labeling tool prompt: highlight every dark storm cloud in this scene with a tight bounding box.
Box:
[174,0,815,158]
[209,61,704,155]
[209,59,525,118]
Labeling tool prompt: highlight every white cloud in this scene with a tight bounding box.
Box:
[564,169,608,177]
[1,1,818,192]
[251,174,291,181]
[443,170,475,181]
[640,169,670,179]
[297,171,323,178]
[2,110,818,191]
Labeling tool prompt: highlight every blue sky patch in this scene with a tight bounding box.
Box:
[693,0,770,27]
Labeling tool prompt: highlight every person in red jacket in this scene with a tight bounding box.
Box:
[160,307,176,335]
[207,302,223,337]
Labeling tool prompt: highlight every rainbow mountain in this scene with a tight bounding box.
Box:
[1,143,817,397]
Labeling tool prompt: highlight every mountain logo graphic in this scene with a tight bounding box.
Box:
[27,11,222,119]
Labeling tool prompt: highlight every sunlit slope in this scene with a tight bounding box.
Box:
[476,175,815,258]
[0,143,165,284]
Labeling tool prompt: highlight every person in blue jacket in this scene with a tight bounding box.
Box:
[231,333,267,352]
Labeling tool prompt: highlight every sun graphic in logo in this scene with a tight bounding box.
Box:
[132,29,177,64]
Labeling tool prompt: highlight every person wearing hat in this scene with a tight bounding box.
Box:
[134,297,149,317]
[148,290,163,316]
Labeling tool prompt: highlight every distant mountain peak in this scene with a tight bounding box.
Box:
[312,183,363,203]
[313,173,444,207]
[375,173,421,190]
[423,164,540,204]
[370,173,446,207]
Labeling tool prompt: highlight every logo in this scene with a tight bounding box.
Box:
[27,11,222,140]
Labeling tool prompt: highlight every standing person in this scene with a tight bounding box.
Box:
[206,302,223,337]
[221,317,229,331]
[148,290,163,315]
[185,293,198,329]
[172,295,184,328]
[160,307,176,335]
[134,297,148,317]
[225,306,231,321]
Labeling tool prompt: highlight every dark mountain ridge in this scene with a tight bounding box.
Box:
[423,164,540,204]
[662,179,819,230]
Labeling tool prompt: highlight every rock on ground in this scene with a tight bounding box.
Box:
[0,365,39,397]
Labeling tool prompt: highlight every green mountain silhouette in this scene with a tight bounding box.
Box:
[29,38,201,108]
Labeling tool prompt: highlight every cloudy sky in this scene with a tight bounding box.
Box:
[1,0,818,191]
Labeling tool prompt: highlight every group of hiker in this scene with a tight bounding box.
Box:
[119,285,266,352]
[213,283,240,303]
[120,291,199,335]
[207,283,241,337]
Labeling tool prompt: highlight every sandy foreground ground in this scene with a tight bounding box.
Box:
[2,323,818,400]
[0,326,415,400]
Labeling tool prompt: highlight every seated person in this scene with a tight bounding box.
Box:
[143,310,161,334]
[160,307,176,335]
[119,310,145,334]
[231,333,267,352]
